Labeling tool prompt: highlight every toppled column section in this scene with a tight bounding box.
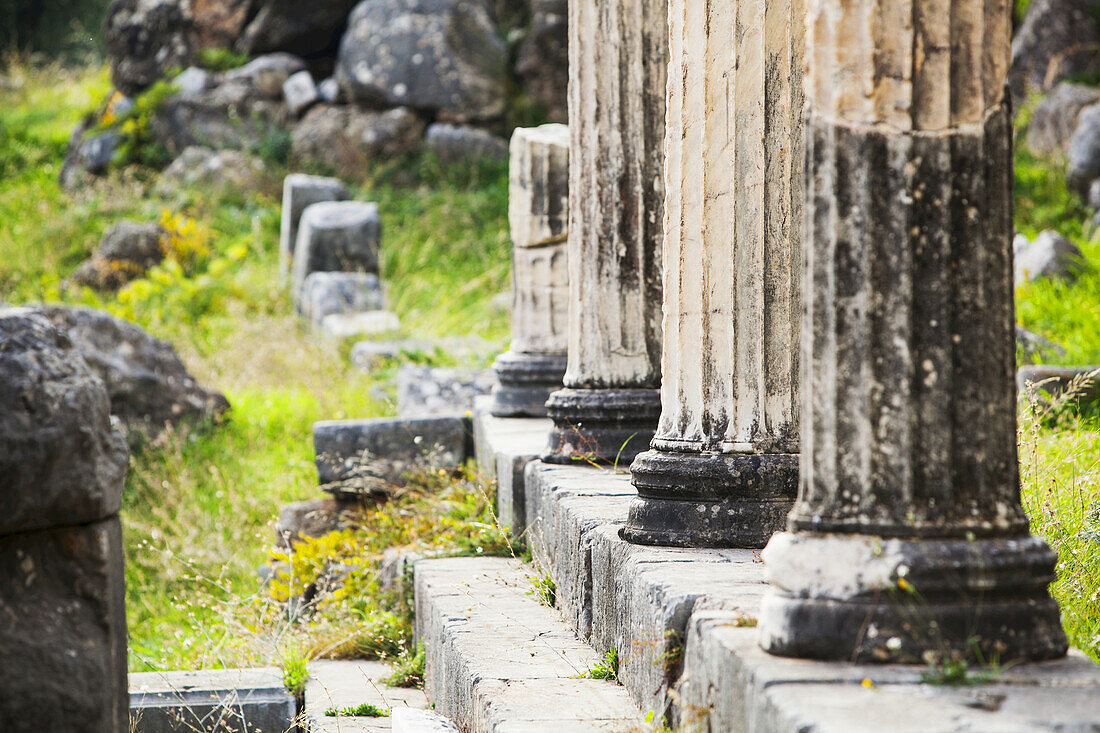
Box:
[543,0,667,464]
[0,308,130,731]
[280,174,350,280]
[758,0,1068,662]
[622,0,805,548]
[491,124,570,417]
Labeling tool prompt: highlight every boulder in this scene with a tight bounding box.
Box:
[0,309,128,535]
[318,77,343,103]
[280,174,351,275]
[59,120,121,190]
[1066,104,1100,195]
[291,201,382,299]
[173,66,213,95]
[1010,0,1100,103]
[225,53,308,99]
[151,78,288,155]
[1015,230,1086,285]
[237,0,360,58]
[335,0,507,122]
[397,364,495,417]
[290,105,425,176]
[104,0,192,95]
[299,272,386,324]
[275,498,366,546]
[30,305,229,442]
[188,0,252,50]
[70,221,166,291]
[1016,325,1066,364]
[514,0,568,123]
[1026,83,1100,157]
[156,146,267,195]
[0,308,129,733]
[283,70,320,116]
[425,122,508,163]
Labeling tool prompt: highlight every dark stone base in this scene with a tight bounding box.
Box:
[0,517,128,733]
[490,350,567,417]
[758,533,1069,664]
[621,449,797,548]
[542,387,660,466]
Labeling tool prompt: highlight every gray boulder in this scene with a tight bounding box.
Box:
[283,70,320,117]
[0,309,128,535]
[173,66,213,95]
[151,77,288,155]
[318,77,343,103]
[1015,230,1085,285]
[31,305,229,442]
[1027,83,1100,157]
[225,53,308,99]
[336,0,507,122]
[425,122,508,163]
[1010,0,1100,103]
[237,0,360,58]
[291,201,382,300]
[514,0,568,123]
[290,105,425,176]
[0,309,129,733]
[59,121,121,190]
[70,221,166,291]
[280,174,351,275]
[1066,104,1100,195]
[397,364,495,417]
[299,272,386,324]
[157,146,267,196]
[104,0,192,95]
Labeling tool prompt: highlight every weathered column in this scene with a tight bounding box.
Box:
[543,0,666,464]
[758,0,1069,662]
[491,124,571,417]
[621,0,805,548]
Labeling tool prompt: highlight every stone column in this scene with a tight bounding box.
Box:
[621,0,805,548]
[543,0,667,464]
[491,124,571,417]
[758,0,1069,662]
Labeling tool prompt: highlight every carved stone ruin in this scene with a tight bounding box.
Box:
[492,124,571,417]
[543,0,667,465]
[621,0,805,548]
[758,0,1069,663]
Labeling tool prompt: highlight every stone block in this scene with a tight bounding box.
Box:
[471,399,550,534]
[1015,230,1086,285]
[128,667,294,733]
[283,69,319,117]
[397,365,495,418]
[292,201,381,300]
[414,557,644,731]
[1018,364,1100,407]
[279,174,350,276]
[392,708,459,732]
[313,416,470,486]
[319,311,400,338]
[298,272,385,325]
[0,518,128,733]
[425,123,508,163]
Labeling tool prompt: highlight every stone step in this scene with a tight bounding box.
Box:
[414,556,645,732]
[128,668,295,733]
[304,659,431,733]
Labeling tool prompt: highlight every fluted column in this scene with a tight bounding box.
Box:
[758,0,1068,662]
[543,0,666,464]
[621,0,805,547]
[492,125,571,417]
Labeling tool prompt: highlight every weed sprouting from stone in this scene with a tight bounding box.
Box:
[324,702,390,717]
[384,642,426,688]
[582,647,619,681]
[527,571,556,607]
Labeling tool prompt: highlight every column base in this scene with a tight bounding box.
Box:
[621,449,797,548]
[542,387,660,466]
[490,351,567,417]
[758,532,1069,664]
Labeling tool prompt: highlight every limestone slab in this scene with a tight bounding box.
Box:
[305,659,430,733]
[472,398,552,535]
[414,556,643,732]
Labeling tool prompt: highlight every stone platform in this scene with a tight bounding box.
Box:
[466,407,1100,731]
[414,556,645,732]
